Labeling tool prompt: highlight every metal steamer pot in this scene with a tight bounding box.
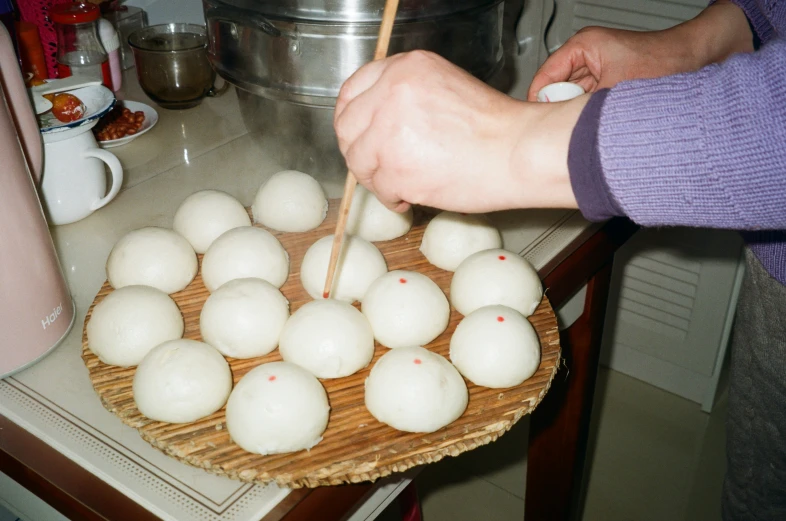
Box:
[204,0,504,178]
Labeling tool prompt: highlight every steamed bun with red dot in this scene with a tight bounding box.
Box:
[226,362,330,455]
[361,270,450,348]
[419,211,502,271]
[451,249,542,317]
[365,346,468,432]
[450,305,541,388]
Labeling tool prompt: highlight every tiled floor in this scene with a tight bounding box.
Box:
[378,367,728,521]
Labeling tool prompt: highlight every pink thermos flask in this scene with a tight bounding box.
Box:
[0,23,75,377]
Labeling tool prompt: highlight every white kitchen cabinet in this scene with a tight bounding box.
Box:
[600,229,744,412]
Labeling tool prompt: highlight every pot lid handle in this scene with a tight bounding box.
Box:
[205,5,281,38]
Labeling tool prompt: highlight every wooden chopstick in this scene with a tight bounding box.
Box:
[322,0,401,299]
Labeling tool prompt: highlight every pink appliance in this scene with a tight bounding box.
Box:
[0,23,74,377]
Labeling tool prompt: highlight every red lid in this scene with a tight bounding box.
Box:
[50,2,100,24]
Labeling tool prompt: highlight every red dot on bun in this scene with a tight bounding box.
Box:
[399,278,407,284]
[499,255,506,260]
[268,375,276,382]
[497,316,505,322]
[413,358,422,365]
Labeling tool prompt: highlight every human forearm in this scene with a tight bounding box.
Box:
[507,96,590,209]
[670,0,754,69]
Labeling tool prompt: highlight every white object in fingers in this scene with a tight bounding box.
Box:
[450,305,541,388]
[200,278,290,359]
[536,82,585,103]
[346,184,413,242]
[365,346,468,433]
[226,362,330,455]
[106,227,198,294]
[300,234,387,303]
[173,190,251,254]
[201,227,289,292]
[361,270,449,349]
[133,339,232,423]
[279,299,375,378]
[87,285,184,367]
[419,211,501,271]
[450,248,542,317]
[252,170,328,232]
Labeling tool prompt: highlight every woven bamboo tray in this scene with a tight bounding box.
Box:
[81,200,561,488]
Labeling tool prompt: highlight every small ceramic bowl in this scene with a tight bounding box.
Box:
[536,82,585,103]
[97,101,159,148]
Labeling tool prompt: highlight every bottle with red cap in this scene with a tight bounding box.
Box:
[51,2,112,88]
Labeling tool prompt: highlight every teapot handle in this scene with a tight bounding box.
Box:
[85,149,124,211]
[0,24,43,183]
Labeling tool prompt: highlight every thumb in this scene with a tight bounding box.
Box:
[527,45,587,101]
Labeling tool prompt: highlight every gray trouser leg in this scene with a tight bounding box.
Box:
[722,250,786,521]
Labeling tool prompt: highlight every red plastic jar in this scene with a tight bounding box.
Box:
[51,2,111,87]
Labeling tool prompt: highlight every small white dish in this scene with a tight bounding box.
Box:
[536,82,585,103]
[38,85,115,134]
[97,101,159,148]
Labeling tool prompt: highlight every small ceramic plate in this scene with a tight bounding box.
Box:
[38,85,115,133]
[97,101,159,148]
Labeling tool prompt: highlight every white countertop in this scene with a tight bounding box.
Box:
[0,70,595,521]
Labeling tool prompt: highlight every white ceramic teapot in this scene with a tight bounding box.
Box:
[40,117,123,225]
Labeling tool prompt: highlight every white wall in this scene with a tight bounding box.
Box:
[122,0,205,25]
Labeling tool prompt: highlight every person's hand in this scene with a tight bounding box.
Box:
[527,0,754,101]
[334,51,588,214]
[528,27,685,99]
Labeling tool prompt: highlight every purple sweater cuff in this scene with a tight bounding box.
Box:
[568,89,623,222]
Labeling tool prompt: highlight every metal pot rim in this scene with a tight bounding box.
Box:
[205,0,503,24]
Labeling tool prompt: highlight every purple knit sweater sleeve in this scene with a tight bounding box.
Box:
[569,0,786,230]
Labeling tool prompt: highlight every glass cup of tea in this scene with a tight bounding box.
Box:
[129,23,228,110]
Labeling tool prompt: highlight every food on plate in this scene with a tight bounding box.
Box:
[346,184,413,242]
[133,339,232,423]
[226,362,330,455]
[300,234,387,302]
[50,93,86,122]
[361,270,449,349]
[201,226,289,292]
[450,305,541,388]
[365,346,468,433]
[450,248,542,317]
[279,299,374,379]
[173,190,251,254]
[200,278,289,359]
[106,227,198,294]
[86,285,184,367]
[252,170,328,232]
[419,211,502,271]
[94,106,146,141]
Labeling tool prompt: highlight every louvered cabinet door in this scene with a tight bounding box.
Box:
[601,228,744,410]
